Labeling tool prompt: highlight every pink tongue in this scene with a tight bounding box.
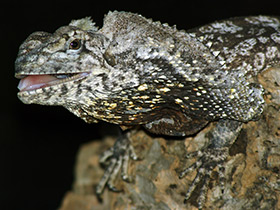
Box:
[17,75,58,91]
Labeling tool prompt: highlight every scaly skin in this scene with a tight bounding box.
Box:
[15,12,280,209]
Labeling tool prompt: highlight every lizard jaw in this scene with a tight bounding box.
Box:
[17,72,89,92]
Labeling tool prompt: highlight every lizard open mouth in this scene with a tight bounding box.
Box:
[17,73,89,92]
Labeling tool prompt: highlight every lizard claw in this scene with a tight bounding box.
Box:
[180,147,229,209]
[96,132,138,197]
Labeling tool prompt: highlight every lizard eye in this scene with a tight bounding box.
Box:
[69,39,81,50]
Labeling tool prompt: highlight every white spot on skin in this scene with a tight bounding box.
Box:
[266,46,280,59]
[271,33,280,44]
[158,75,167,79]
[191,78,199,82]
[212,51,220,57]
[138,84,148,91]
[109,103,117,109]
[37,56,46,65]
[258,36,269,44]
[235,38,257,56]
[254,52,266,70]
[139,95,150,99]
[206,41,213,48]
[246,38,257,46]
[200,21,243,34]
[175,98,183,103]
[159,87,171,92]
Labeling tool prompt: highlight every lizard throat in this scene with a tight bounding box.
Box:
[17,73,89,92]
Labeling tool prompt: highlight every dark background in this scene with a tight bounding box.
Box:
[2,1,279,210]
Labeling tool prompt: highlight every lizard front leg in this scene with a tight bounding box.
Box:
[96,130,138,197]
[180,120,243,209]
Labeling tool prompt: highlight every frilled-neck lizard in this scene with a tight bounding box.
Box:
[15,11,280,209]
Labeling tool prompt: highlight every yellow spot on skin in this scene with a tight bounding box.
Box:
[140,95,150,99]
[103,101,109,106]
[178,83,184,88]
[175,52,181,58]
[144,100,154,103]
[138,84,148,91]
[230,88,236,93]
[109,103,117,109]
[175,98,183,104]
[129,116,136,121]
[152,98,161,102]
[159,87,171,92]
[126,106,133,110]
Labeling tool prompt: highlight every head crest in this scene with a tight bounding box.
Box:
[69,17,98,32]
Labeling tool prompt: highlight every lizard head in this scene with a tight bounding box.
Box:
[14,16,151,124]
[15,18,113,109]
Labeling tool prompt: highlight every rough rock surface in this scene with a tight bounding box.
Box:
[59,67,280,209]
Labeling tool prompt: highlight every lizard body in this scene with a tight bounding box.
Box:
[15,12,280,209]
